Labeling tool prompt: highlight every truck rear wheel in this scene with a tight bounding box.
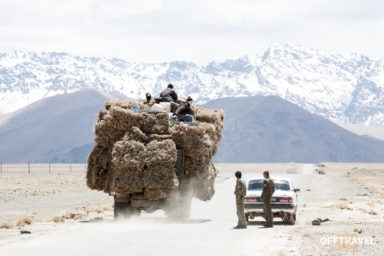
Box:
[114,200,140,219]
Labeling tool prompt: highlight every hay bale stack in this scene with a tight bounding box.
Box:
[87,100,224,202]
[86,144,110,191]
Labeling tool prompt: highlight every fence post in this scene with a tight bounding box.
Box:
[70,163,72,173]
[49,162,51,174]
[28,161,31,174]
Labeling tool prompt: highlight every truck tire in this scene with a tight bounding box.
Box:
[114,200,140,219]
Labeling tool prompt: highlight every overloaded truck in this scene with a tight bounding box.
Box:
[86,99,224,218]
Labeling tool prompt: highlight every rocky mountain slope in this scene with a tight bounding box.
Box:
[204,96,384,163]
[1,44,384,126]
[1,90,384,163]
[0,89,112,163]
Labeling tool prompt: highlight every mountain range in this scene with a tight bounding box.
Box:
[0,89,112,163]
[1,44,384,127]
[205,97,384,163]
[1,89,384,163]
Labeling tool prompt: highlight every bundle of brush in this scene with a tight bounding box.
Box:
[87,99,224,202]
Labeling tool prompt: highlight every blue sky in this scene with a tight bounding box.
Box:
[0,0,383,63]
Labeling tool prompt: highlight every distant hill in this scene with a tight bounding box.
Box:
[0,88,112,163]
[203,96,384,163]
[2,92,384,163]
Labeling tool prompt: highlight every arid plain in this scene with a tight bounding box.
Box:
[0,163,383,256]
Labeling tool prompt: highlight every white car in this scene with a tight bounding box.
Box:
[244,177,299,225]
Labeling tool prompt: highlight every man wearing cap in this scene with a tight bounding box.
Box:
[174,96,194,122]
[143,92,155,109]
[159,83,178,102]
[234,171,247,229]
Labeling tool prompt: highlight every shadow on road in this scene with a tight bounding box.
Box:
[81,216,212,224]
[247,220,291,226]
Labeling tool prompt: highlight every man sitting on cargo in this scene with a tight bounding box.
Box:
[174,96,194,122]
[159,83,178,102]
[140,92,155,110]
[145,92,155,105]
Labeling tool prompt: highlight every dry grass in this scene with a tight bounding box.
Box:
[324,202,353,210]
[73,215,84,220]
[367,201,375,207]
[62,211,85,220]
[51,216,65,223]
[357,208,378,215]
[353,228,363,233]
[339,197,348,201]
[16,216,32,226]
[0,222,14,229]
[87,206,107,214]
[358,207,368,213]
[103,206,113,211]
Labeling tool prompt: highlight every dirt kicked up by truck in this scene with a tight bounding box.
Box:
[86,99,224,219]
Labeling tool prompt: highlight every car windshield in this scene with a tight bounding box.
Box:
[247,180,263,190]
[248,179,291,191]
[275,180,290,191]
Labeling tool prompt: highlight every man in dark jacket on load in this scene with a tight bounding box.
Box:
[174,96,194,122]
[159,83,178,102]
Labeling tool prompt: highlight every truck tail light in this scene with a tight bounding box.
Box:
[245,196,258,201]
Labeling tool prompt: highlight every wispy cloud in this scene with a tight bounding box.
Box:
[0,0,383,62]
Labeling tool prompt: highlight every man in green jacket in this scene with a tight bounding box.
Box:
[261,170,275,227]
[234,171,247,229]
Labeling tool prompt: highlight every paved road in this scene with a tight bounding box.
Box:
[1,176,299,256]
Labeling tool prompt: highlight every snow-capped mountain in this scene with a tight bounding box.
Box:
[1,44,384,126]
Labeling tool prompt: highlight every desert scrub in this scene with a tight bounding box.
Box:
[51,216,65,223]
[103,205,113,211]
[324,202,353,210]
[87,207,105,214]
[0,222,14,229]
[16,216,32,226]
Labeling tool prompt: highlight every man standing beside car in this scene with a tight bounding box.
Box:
[234,171,247,229]
[261,171,275,227]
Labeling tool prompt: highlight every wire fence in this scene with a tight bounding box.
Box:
[0,162,87,174]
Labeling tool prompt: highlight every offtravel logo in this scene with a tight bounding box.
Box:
[320,233,376,248]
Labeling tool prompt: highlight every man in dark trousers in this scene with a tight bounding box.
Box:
[234,171,247,229]
[159,83,178,102]
[261,170,275,227]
